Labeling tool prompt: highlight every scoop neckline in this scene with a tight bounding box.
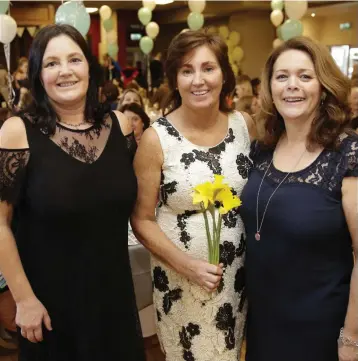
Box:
[161,113,232,149]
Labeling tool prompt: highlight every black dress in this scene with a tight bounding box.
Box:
[0,112,145,361]
[240,135,358,361]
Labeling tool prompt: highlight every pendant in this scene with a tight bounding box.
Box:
[255,232,261,241]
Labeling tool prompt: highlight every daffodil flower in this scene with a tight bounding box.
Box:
[192,182,214,209]
[215,188,242,214]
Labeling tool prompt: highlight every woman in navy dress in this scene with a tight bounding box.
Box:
[241,37,358,361]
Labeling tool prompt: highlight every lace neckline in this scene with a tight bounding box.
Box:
[56,122,97,133]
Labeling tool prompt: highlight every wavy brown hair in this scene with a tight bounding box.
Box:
[258,36,351,150]
[164,29,236,115]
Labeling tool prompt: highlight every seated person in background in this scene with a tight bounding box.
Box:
[236,74,253,99]
[120,102,150,145]
[101,81,119,110]
[236,95,254,114]
[118,88,144,109]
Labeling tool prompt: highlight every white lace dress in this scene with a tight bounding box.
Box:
[151,111,252,361]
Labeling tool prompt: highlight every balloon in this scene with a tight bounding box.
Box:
[271,0,284,11]
[138,7,152,26]
[181,28,190,34]
[270,9,284,27]
[0,0,9,14]
[273,38,284,48]
[218,25,229,40]
[146,22,159,39]
[281,19,303,41]
[284,1,307,20]
[107,29,117,44]
[107,43,119,58]
[187,12,204,31]
[140,36,154,54]
[232,46,244,63]
[231,63,239,77]
[99,5,112,20]
[188,0,206,14]
[142,0,156,11]
[229,31,240,46]
[55,2,90,37]
[0,14,17,44]
[103,18,113,32]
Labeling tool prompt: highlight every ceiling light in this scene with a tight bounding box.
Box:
[86,7,98,13]
[155,0,174,4]
[311,13,316,17]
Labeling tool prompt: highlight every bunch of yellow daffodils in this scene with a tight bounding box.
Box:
[192,175,242,264]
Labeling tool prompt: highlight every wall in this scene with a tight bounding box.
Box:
[229,12,275,78]
[302,12,357,46]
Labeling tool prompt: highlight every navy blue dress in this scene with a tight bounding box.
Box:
[240,135,358,361]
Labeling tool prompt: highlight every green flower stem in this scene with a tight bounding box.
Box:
[215,214,223,265]
[201,204,213,263]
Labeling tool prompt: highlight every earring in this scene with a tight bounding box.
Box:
[320,92,327,106]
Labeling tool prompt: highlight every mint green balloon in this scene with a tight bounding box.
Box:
[103,18,113,32]
[271,0,284,11]
[138,7,152,26]
[55,1,90,37]
[281,19,303,41]
[140,36,154,55]
[108,43,119,58]
[187,12,204,31]
[0,0,9,14]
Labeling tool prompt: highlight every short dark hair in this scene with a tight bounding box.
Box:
[120,102,150,130]
[102,81,119,103]
[21,24,108,135]
[164,29,236,114]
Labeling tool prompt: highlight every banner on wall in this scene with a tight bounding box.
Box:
[26,27,37,37]
[16,27,25,38]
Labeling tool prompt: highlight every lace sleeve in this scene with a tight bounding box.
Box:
[344,135,358,177]
[125,132,137,162]
[0,148,30,204]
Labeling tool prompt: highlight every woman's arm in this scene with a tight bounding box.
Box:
[339,176,358,361]
[131,128,223,292]
[0,118,52,343]
[241,111,257,142]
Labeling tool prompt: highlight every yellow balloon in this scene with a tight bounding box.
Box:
[232,46,244,63]
[142,0,156,11]
[273,38,284,48]
[231,63,239,77]
[284,0,308,20]
[229,31,240,46]
[218,25,229,40]
[146,21,159,39]
[188,0,206,14]
[99,5,112,20]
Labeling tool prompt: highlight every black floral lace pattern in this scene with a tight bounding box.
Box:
[215,303,236,350]
[0,149,30,204]
[251,135,358,194]
[177,210,197,249]
[157,117,182,141]
[180,323,201,360]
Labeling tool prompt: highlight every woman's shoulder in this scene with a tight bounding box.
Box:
[0,116,29,149]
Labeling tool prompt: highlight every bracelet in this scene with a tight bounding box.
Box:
[339,328,358,348]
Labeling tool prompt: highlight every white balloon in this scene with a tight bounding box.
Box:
[142,0,156,11]
[146,21,159,39]
[273,38,284,48]
[270,9,284,27]
[188,0,206,14]
[284,1,308,20]
[218,25,229,40]
[99,5,112,20]
[0,14,17,44]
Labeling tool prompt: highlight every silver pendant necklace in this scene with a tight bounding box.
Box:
[255,148,307,241]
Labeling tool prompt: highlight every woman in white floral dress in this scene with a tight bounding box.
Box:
[132,30,255,361]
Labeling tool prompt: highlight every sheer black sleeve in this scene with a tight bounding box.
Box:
[125,132,137,162]
[0,148,30,204]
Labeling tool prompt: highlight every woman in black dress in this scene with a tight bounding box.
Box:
[0,24,145,361]
[241,37,358,361]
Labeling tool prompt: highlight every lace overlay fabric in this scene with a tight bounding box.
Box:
[251,134,358,195]
[151,112,251,361]
[0,149,29,203]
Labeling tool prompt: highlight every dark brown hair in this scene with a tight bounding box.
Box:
[164,29,236,115]
[120,102,150,130]
[258,36,351,149]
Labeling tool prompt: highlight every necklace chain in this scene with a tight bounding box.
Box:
[255,148,307,241]
[58,120,89,128]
